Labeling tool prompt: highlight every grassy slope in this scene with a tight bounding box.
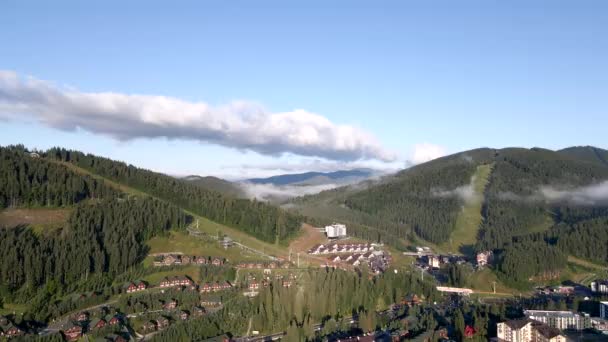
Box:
[52,159,288,251]
[441,163,493,254]
[0,207,71,232]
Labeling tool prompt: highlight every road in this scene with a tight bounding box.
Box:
[186,226,278,261]
[39,300,118,336]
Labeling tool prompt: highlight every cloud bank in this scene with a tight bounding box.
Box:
[496,181,608,206]
[239,182,341,202]
[0,70,395,162]
[411,143,447,164]
[431,175,480,204]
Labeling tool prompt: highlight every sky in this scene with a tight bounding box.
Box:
[1,1,607,179]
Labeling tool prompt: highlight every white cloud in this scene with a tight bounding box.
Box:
[431,175,480,204]
[239,182,340,202]
[0,70,395,162]
[410,143,447,164]
[538,181,608,205]
[497,181,608,206]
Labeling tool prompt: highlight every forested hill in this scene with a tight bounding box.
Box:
[46,147,302,243]
[557,145,608,167]
[291,146,608,281]
[0,145,119,208]
[182,175,245,198]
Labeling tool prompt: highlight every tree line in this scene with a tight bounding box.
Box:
[0,198,191,321]
[46,147,302,243]
[0,145,118,208]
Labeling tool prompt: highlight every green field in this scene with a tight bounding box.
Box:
[0,303,28,316]
[147,230,267,263]
[441,163,493,254]
[0,207,71,232]
[468,268,522,296]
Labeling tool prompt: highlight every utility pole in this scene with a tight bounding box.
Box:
[196,219,199,230]
[492,281,496,294]
[421,268,424,281]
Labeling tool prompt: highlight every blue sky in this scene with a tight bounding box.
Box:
[1,1,607,178]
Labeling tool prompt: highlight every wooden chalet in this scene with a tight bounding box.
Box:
[63,323,83,341]
[90,317,107,330]
[108,315,121,326]
[179,310,190,320]
[156,316,170,329]
[141,321,157,332]
[193,306,206,317]
[163,299,178,310]
[76,311,89,322]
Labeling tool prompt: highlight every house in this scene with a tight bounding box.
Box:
[160,277,172,288]
[181,255,192,264]
[212,257,223,266]
[497,319,533,342]
[195,256,208,264]
[200,283,213,293]
[137,281,147,291]
[249,281,260,290]
[282,280,293,288]
[106,334,129,342]
[179,310,190,320]
[201,300,222,307]
[63,323,83,341]
[91,317,107,330]
[163,254,177,266]
[524,310,591,331]
[108,315,121,326]
[532,322,566,342]
[402,294,422,306]
[156,316,170,329]
[163,299,178,310]
[0,321,24,338]
[76,311,89,322]
[476,251,493,267]
[141,321,157,332]
[591,280,608,294]
[221,236,234,249]
[464,325,476,339]
[428,255,440,269]
[601,301,608,320]
[496,319,567,342]
[193,306,206,317]
[126,282,138,293]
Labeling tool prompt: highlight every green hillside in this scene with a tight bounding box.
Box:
[441,163,493,254]
[291,146,608,285]
[46,147,303,243]
[557,145,608,166]
[183,175,245,198]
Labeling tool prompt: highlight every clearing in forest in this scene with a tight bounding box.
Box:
[288,224,327,254]
[0,207,71,231]
[442,163,493,254]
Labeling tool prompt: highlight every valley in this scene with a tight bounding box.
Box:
[1,145,608,342]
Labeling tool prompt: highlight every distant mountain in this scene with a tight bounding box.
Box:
[246,169,376,186]
[182,175,245,198]
[290,146,608,280]
[557,145,608,166]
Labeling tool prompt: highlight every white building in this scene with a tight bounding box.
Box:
[428,255,440,269]
[524,310,590,331]
[600,301,608,320]
[591,280,608,294]
[325,224,347,238]
[497,319,533,342]
[496,319,566,342]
